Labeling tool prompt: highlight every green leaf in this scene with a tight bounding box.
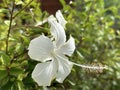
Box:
[0,52,11,65]
[4,20,16,26]
[0,70,9,88]
[15,0,24,5]
[21,35,30,46]
[0,8,8,13]
[76,50,85,59]
[10,67,24,76]
[59,0,66,7]
[0,66,6,70]
[0,70,8,81]
[15,43,24,54]
[1,81,13,90]
[17,81,25,90]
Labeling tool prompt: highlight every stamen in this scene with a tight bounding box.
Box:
[71,62,107,73]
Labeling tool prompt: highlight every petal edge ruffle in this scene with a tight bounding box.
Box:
[57,36,75,56]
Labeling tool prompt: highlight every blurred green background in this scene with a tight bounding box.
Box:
[0,0,120,90]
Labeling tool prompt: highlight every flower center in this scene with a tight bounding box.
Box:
[50,50,56,57]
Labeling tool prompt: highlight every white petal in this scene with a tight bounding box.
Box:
[55,10,67,28]
[32,60,58,86]
[57,36,75,56]
[55,55,73,83]
[28,35,53,62]
[48,16,66,47]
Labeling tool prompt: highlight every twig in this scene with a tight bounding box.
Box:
[6,0,15,54]
[10,49,28,64]
[13,0,34,19]
[11,25,49,32]
[5,0,34,54]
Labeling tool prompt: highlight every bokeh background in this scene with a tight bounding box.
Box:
[0,0,120,90]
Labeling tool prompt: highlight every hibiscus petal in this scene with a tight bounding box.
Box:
[55,10,67,28]
[28,35,53,62]
[55,55,73,83]
[57,36,75,56]
[48,15,66,47]
[32,60,57,86]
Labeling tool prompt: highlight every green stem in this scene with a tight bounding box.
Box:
[13,0,34,19]
[6,0,15,54]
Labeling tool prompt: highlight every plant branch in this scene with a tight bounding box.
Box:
[13,0,34,19]
[6,0,15,54]
[10,49,28,64]
[11,25,49,32]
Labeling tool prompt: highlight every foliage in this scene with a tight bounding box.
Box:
[0,0,120,90]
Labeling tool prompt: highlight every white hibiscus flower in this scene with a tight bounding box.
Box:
[28,10,75,86]
[28,10,106,86]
